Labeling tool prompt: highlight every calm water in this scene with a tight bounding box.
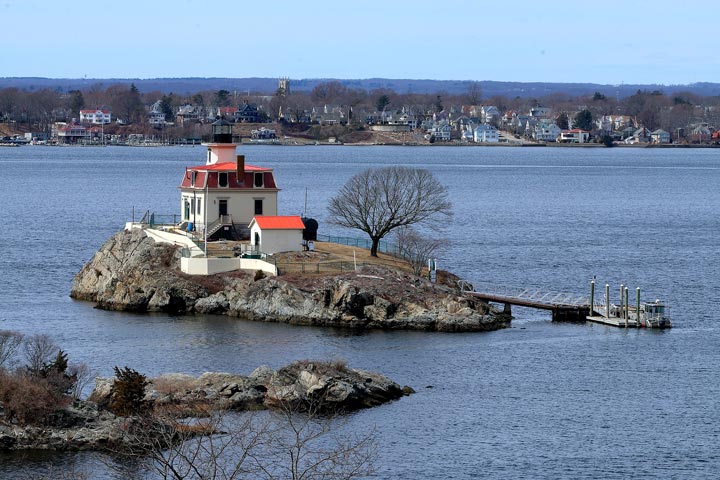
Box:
[1,145,719,478]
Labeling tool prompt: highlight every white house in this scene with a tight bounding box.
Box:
[79,108,111,124]
[481,106,500,124]
[179,119,279,239]
[148,100,167,127]
[428,121,452,141]
[558,129,590,143]
[249,216,305,254]
[473,124,499,143]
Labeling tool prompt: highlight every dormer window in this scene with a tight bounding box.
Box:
[190,171,197,186]
[254,172,264,188]
[218,172,228,188]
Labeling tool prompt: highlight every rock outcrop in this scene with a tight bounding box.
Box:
[90,361,408,415]
[0,362,409,451]
[71,230,508,332]
[0,401,128,451]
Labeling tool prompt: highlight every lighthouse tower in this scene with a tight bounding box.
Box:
[179,117,280,240]
[205,117,235,164]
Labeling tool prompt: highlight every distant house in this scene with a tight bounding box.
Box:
[533,122,561,142]
[473,124,499,143]
[249,216,305,255]
[428,121,452,141]
[312,105,344,125]
[217,106,238,119]
[251,127,277,140]
[611,115,633,130]
[148,100,167,127]
[79,108,111,125]
[558,129,590,143]
[451,115,472,132]
[621,126,636,139]
[650,129,671,144]
[481,106,500,124]
[176,105,204,126]
[529,106,551,118]
[689,123,712,143]
[54,123,88,144]
[596,116,613,134]
[234,102,261,123]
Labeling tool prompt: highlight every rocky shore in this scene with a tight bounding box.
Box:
[0,361,409,451]
[70,229,509,332]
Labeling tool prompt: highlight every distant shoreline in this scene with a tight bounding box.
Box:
[17,141,720,149]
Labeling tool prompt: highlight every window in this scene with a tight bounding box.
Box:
[190,171,196,186]
[254,172,264,188]
[254,199,263,215]
[197,199,202,214]
[190,198,195,214]
[218,172,228,187]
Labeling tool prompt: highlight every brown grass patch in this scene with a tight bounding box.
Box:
[273,241,412,276]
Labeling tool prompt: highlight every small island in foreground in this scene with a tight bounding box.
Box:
[1,358,410,452]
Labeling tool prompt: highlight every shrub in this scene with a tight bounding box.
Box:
[254,269,266,281]
[0,370,70,426]
[108,366,150,416]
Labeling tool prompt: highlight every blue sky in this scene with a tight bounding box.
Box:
[2,0,717,85]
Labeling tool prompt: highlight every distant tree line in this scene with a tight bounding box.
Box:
[2,80,720,138]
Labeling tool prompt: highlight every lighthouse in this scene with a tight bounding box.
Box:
[179,118,279,240]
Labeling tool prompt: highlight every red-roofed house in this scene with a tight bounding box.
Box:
[179,118,279,239]
[248,216,305,254]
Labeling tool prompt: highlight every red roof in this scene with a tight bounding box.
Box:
[186,161,270,172]
[252,216,305,230]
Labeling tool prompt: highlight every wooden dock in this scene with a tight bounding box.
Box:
[460,280,671,329]
[586,315,639,327]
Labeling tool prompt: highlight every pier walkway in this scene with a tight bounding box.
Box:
[458,280,591,321]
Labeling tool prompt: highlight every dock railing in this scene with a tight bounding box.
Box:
[461,280,590,307]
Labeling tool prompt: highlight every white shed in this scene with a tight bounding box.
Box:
[249,216,305,254]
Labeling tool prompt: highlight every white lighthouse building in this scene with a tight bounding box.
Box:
[179,118,279,240]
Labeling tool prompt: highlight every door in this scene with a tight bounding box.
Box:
[218,199,228,217]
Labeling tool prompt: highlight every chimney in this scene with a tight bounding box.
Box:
[236,155,245,182]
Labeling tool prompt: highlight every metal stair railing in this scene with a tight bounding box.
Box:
[206,215,233,237]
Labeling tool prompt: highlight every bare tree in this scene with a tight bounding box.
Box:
[22,333,58,375]
[68,362,93,400]
[0,329,24,368]
[328,167,452,256]
[109,402,376,480]
[396,226,444,276]
[465,81,482,105]
[251,401,377,480]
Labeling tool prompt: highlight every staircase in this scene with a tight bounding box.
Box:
[206,215,233,237]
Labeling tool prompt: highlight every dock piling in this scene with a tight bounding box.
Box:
[605,284,610,320]
[624,287,629,327]
[636,287,641,328]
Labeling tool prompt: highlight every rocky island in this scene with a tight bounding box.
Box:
[0,360,409,451]
[70,229,508,332]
